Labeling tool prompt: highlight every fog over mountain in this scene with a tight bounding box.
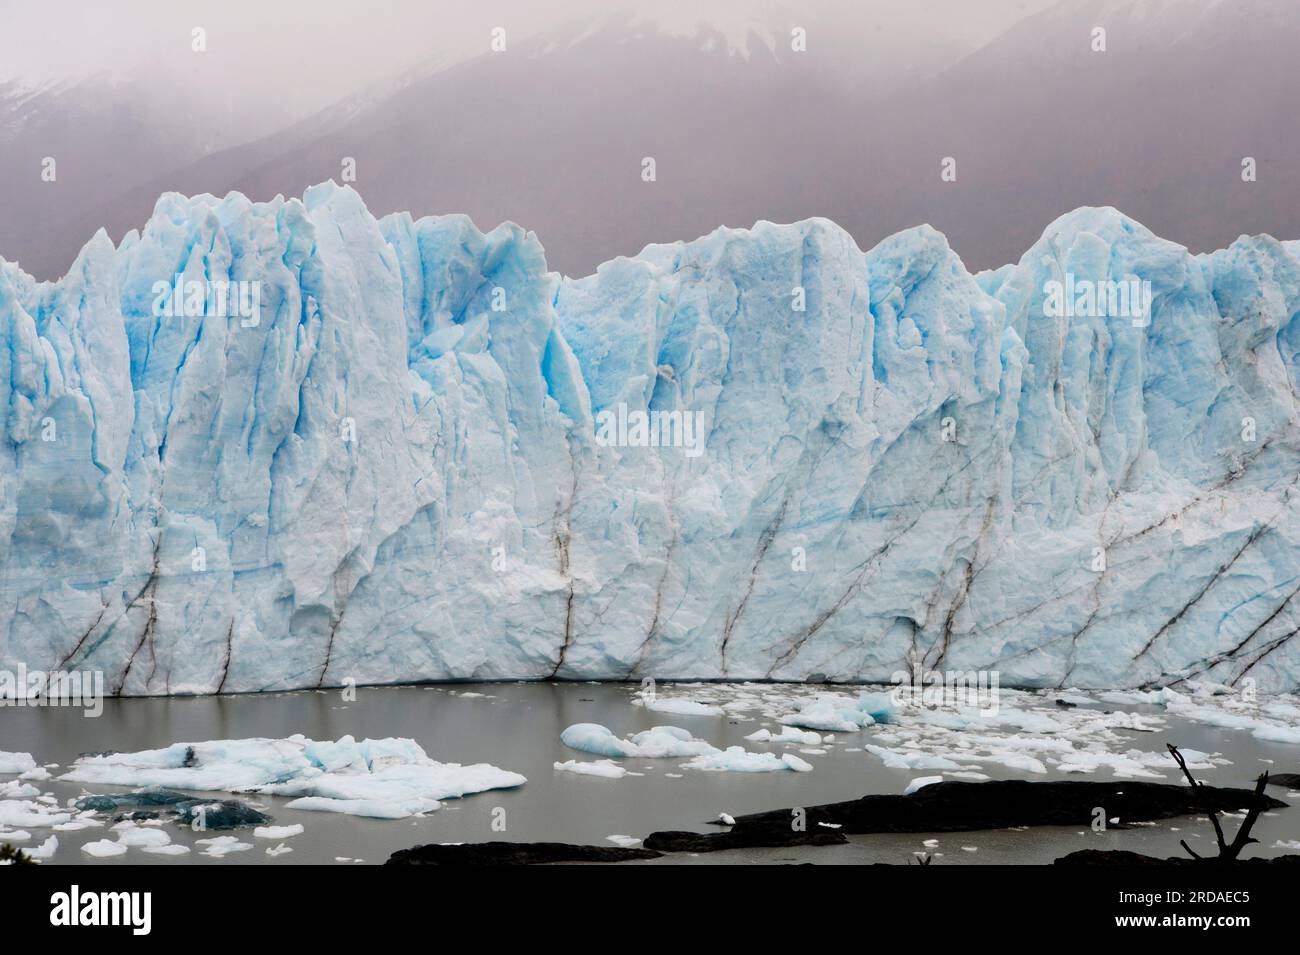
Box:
[2,0,1295,280]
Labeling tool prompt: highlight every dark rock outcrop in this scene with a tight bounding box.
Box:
[386,841,662,865]
[654,780,1286,853]
[643,829,847,852]
[1055,849,1300,865]
[385,779,1288,863]
[732,780,1284,834]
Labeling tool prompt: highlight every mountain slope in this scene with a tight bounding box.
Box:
[3,3,979,280]
[9,0,1297,283]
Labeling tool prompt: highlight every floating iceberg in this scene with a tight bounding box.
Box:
[80,839,128,858]
[682,747,813,773]
[0,799,72,829]
[0,752,36,774]
[560,723,717,758]
[197,836,252,858]
[60,734,525,819]
[253,824,303,839]
[745,726,822,745]
[112,825,174,849]
[781,693,894,732]
[0,779,40,798]
[26,835,57,861]
[0,186,1297,693]
[637,698,726,718]
[553,759,628,779]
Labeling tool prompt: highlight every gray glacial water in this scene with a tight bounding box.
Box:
[3,681,1299,865]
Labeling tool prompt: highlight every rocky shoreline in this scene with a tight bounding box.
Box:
[385,778,1290,865]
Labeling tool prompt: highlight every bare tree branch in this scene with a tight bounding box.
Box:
[1167,743,1270,862]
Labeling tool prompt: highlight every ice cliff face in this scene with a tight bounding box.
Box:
[1,184,1297,695]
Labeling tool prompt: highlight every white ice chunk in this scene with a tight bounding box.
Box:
[61,734,525,820]
[0,752,37,774]
[253,824,304,840]
[80,839,128,858]
[197,836,253,857]
[554,759,627,779]
[904,776,944,795]
[683,746,811,773]
[560,723,717,758]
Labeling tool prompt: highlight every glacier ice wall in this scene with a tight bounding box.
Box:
[1,184,1297,694]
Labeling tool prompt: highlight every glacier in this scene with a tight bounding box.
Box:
[0,183,1297,695]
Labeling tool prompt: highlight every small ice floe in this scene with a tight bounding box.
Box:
[561,723,716,759]
[817,822,842,830]
[253,824,304,840]
[718,813,736,826]
[0,800,72,829]
[865,745,964,771]
[53,813,102,832]
[904,776,944,795]
[1252,724,1300,744]
[1272,840,1300,850]
[113,825,173,849]
[266,843,294,857]
[81,839,128,858]
[554,759,627,779]
[0,829,30,841]
[1104,684,1300,745]
[0,780,40,799]
[27,835,57,861]
[0,751,37,774]
[606,835,643,848]
[197,836,253,858]
[780,693,895,732]
[922,839,940,848]
[61,735,525,820]
[682,747,812,773]
[961,846,978,852]
[638,698,724,718]
[141,844,190,856]
[745,726,822,746]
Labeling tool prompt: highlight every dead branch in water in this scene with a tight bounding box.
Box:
[1167,743,1269,862]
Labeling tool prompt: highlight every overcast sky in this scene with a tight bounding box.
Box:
[0,0,1058,115]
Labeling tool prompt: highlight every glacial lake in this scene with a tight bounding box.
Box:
[4,681,1300,865]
